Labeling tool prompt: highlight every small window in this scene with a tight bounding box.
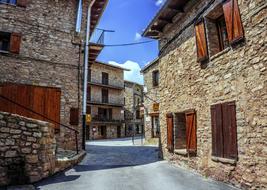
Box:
[0,32,11,52]
[211,101,237,160]
[102,72,109,85]
[0,32,21,54]
[152,70,159,87]
[102,88,108,103]
[0,0,17,5]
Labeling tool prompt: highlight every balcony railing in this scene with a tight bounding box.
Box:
[92,115,124,124]
[90,28,114,45]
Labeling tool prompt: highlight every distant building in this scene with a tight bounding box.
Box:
[87,61,128,140]
[141,58,160,140]
[124,80,144,137]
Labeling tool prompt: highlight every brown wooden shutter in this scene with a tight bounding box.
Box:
[222,101,238,159]
[211,104,224,157]
[185,111,197,154]
[166,113,174,152]
[70,108,79,125]
[223,0,244,44]
[195,19,208,62]
[10,33,22,54]
[17,0,27,7]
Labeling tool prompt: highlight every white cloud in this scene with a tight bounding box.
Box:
[155,0,166,6]
[108,60,144,85]
[134,32,142,41]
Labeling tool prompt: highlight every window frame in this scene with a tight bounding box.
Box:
[102,72,109,85]
[152,70,159,87]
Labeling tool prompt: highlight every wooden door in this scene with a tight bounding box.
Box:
[185,111,197,154]
[166,113,174,152]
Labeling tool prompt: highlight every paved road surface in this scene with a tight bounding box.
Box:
[35,137,238,190]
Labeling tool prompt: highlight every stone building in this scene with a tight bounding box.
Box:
[143,0,266,189]
[87,61,127,140]
[124,80,144,137]
[0,0,108,151]
[141,58,160,140]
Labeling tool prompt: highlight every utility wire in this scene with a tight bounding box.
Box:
[103,40,155,47]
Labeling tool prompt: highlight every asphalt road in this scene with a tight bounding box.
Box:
[35,137,238,190]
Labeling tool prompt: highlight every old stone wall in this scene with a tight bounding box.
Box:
[157,0,267,189]
[0,111,56,186]
[0,0,88,150]
[143,61,160,140]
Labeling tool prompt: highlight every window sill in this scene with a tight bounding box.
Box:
[211,156,237,165]
[0,50,10,54]
[210,47,231,62]
[174,149,187,156]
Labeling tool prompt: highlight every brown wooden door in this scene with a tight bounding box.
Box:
[166,113,174,152]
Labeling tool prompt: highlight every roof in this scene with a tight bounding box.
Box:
[90,0,109,35]
[142,0,188,39]
[93,61,130,71]
[140,58,159,73]
[124,80,144,87]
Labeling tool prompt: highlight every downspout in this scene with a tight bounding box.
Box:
[82,0,96,150]
[75,0,83,33]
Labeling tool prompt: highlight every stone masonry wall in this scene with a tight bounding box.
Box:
[157,0,266,189]
[0,0,88,150]
[0,111,56,186]
[143,61,160,140]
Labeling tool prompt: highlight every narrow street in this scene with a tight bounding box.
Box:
[35,138,237,190]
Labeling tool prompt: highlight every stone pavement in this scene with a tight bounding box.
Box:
[3,137,239,190]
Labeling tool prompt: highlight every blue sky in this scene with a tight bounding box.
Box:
[94,0,166,84]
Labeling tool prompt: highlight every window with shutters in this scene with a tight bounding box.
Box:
[0,0,27,7]
[195,0,244,62]
[211,101,238,160]
[102,72,109,85]
[102,88,109,103]
[70,108,79,125]
[152,70,159,87]
[174,111,197,156]
[0,32,21,54]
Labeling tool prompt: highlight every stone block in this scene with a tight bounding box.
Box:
[5,150,17,158]
[33,132,42,138]
[27,137,37,142]
[21,147,32,154]
[26,155,39,164]
[0,126,9,133]
[10,129,22,134]
[26,123,38,128]
[5,139,15,146]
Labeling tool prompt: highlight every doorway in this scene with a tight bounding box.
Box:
[117,126,121,138]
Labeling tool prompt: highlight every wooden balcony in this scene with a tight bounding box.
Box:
[88,81,124,90]
[87,100,124,108]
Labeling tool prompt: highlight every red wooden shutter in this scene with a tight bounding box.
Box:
[70,108,79,125]
[223,0,244,44]
[211,104,224,157]
[166,113,174,152]
[185,111,197,154]
[17,0,27,7]
[222,101,238,159]
[10,33,22,54]
[195,19,208,62]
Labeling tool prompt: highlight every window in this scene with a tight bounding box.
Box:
[211,101,237,160]
[98,108,112,120]
[195,0,244,62]
[0,0,27,7]
[70,108,79,125]
[173,111,197,155]
[152,70,159,87]
[0,32,21,54]
[102,89,108,103]
[102,72,109,85]
[0,0,16,5]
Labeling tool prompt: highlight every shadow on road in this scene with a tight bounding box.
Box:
[35,143,160,189]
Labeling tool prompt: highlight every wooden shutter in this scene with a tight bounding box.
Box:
[17,0,27,7]
[195,19,208,62]
[211,104,224,157]
[70,108,79,125]
[222,101,237,159]
[10,33,22,54]
[223,0,244,44]
[166,113,174,152]
[185,111,197,154]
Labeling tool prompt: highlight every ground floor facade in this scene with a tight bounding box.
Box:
[87,124,125,140]
[144,113,160,140]
[125,120,144,137]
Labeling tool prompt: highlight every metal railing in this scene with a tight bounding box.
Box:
[90,28,115,45]
[0,95,79,155]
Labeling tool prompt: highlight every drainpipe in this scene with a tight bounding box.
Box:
[82,0,96,150]
[75,0,83,33]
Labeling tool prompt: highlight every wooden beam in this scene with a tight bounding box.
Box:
[158,17,173,24]
[167,5,184,12]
